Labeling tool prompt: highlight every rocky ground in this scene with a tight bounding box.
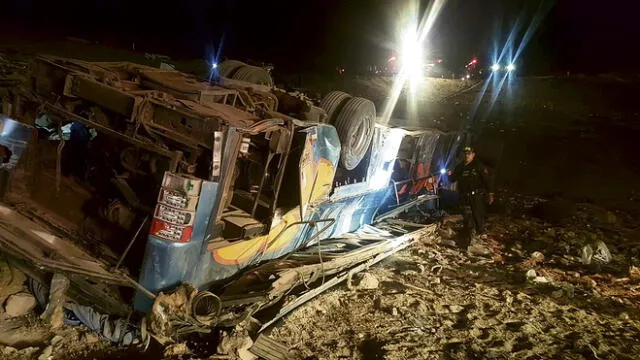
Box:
[268,195,640,360]
[0,263,140,360]
[3,194,638,360]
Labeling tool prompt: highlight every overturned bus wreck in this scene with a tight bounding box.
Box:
[0,56,462,342]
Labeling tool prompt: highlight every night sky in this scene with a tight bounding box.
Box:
[2,0,639,74]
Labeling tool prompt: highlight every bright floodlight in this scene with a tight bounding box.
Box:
[440,168,446,174]
[400,26,423,90]
[211,62,218,69]
[491,64,500,72]
[379,0,447,126]
[506,63,515,71]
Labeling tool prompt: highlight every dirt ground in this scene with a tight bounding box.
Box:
[269,197,640,359]
[1,38,640,359]
[2,196,640,359]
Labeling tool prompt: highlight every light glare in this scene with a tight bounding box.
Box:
[506,63,515,71]
[400,25,423,91]
[491,64,500,72]
[379,0,447,125]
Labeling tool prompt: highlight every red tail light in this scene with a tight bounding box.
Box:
[150,219,193,243]
[150,172,202,243]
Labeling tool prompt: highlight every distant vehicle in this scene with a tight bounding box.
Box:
[490,62,516,73]
[370,52,448,78]
[464,57,483,80]
[425,58,447,78]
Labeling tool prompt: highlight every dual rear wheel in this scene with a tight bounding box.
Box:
[320,91,376,170]
[218,60,273,87]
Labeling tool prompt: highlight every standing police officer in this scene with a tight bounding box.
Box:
[448,146,494,247]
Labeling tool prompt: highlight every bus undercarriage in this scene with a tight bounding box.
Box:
[0,56,462,344]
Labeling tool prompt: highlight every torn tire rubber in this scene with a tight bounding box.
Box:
[218,60,246,78]
[232,65,274,87]
[333,97,376,170]
[319,91,351,124]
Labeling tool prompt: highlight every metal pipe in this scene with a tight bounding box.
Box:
[191,291,222,325]
[390,180,401,205]
[121,274,157,300]
[114,215,149,270]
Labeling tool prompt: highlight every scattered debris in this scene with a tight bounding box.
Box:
[217,328,255,360]
[630,266,640,282]
[354,273,380,290]
[2,346,18,356]
[439,238,457,247]
[529,251,545,263]
[50,335,63,346]
[517,251,545,270]
[81,332,101,344]
[147,284,200,344]
[0,316,51,348]
[580,240,612,265]
[525,269,549,284]
[467,243,492,257]
[24,347,42,357]
[268,195,640,359]
[438,227,455,239]
[249,334,290,360]
[37,345,52,360]
[163,343,190,357]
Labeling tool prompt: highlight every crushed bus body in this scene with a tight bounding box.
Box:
[0,56,462,340]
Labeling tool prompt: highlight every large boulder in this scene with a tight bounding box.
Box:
[3,292,36,317]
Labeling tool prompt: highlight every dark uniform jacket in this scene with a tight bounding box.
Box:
[450,159,493,194]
